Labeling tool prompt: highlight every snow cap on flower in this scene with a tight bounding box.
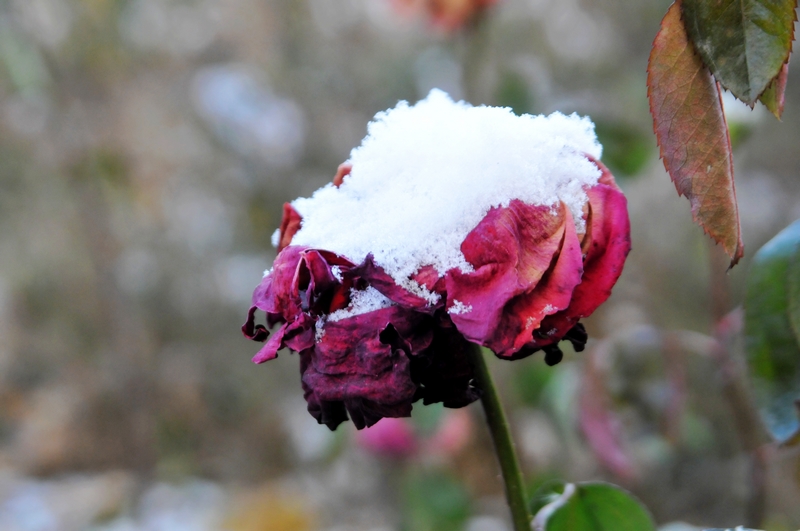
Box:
[291,89,602,305]
[245,90,630,430]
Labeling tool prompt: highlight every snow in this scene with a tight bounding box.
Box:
[328,286,393,322]
[448,300,473,315]
[315,318,325,342]
[288,89,602,312]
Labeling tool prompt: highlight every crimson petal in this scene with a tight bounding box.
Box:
[534,159,631,344]
[445,200,572,351]
[489,208,584,357]
[277,203,302,251]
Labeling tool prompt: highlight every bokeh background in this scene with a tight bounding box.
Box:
[0,0,799,530]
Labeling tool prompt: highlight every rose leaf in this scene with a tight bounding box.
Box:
[648,2,744,266]
[681,0,796,104]
[759,62,790,119]
[745,219,800,444]
[531,482,656,531]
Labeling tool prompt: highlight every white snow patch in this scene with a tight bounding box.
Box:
[315,318,326,342]
[271,228,280,248]
[327,286,393,322]
[331,265,343,282]
[448,300,473,315]
[263,267,273,278]
[404,279,440,306]
[289,89,602,298]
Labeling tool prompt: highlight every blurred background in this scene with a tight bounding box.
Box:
[0,0,799,529]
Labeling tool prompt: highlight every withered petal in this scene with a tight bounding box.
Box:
[278,203,303,252]
[533,158,631,344]
[489,208,584,358]
[445,200,570,348]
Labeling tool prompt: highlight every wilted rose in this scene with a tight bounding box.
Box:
[244,91,630,430]
[243,155,629,430]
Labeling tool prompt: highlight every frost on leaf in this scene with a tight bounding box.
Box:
[647,2,743,267]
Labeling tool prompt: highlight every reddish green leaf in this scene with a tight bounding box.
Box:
[681,0,796,104]
[647,2,744,267]
[759,62,790,119]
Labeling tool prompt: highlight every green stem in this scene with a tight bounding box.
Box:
[467,343,531,531]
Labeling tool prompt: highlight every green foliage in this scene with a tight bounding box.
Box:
[401,471,471,531]
[531,482,656,531]
[594,121,652,178]
[512,356,555,406]
[495,71,533,116]
[681,0,796,104]
[745,220,800,443]
[528,479,565,516]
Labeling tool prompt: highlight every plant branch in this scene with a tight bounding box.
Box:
[467,343,531,531]
[708,238,771,528]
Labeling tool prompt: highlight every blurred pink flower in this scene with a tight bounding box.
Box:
[356,409,474,459]
[356,418,419,459]
[243,156,630,430]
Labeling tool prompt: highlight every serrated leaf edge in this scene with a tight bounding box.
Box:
[679,0,797,105]
[646,1,744,267]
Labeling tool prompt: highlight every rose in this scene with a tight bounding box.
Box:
[243,156,630,430]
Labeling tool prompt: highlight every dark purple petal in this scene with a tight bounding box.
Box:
[298,250,355,315]
[252,322,287,364]
[242,306,269,342]
[251,313,315,364]
[251,245,306,321]
[282,312,317,352]
[411,315,481,408]
[300,307,425,429]
[300,349,350,430]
